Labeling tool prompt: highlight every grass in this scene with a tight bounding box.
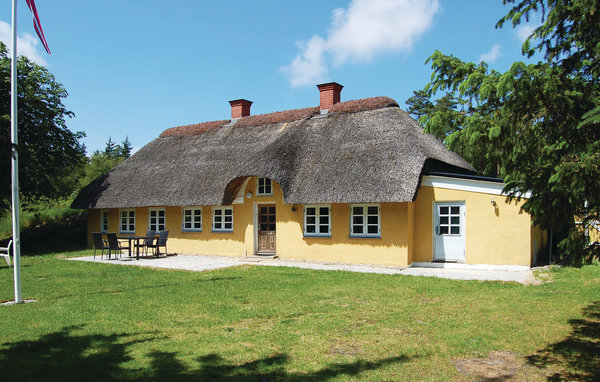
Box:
[0,252,599,381]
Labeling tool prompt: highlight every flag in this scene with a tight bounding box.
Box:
[25,0,50,54]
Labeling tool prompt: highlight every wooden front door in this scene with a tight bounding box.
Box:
[258,205,276,254]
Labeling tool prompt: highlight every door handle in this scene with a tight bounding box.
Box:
[435,226,439,235]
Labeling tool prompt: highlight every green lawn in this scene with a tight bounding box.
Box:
[0,252,598,381]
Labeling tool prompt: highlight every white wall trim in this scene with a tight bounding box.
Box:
[410,262,530,271]
[233,177,251,204]
[421,175,532,198]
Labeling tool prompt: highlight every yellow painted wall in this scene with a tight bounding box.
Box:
[86,178,539,267]
[413,185,533,266]
[87,178,411,266]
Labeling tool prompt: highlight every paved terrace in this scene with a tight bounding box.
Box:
[70,254,538,284]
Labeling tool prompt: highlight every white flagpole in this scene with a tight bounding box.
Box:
[11,0,23,304]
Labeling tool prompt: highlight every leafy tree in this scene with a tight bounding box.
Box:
[412,0,600,263]
[0,42,85,211]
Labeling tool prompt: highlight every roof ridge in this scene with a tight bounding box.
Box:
[160,96,399,137]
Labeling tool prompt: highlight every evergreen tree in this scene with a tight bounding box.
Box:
[412,0,600,263]
[121,136,132,158]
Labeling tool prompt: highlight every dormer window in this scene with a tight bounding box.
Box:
[257,177,273,196]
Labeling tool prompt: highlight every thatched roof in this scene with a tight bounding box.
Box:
[72,97,475,209]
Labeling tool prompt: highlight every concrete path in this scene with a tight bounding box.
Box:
[70,254,536,284]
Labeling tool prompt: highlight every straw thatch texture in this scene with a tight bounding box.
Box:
[72,98,474,209]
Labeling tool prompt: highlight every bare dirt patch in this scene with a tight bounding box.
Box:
[454,351,525,380]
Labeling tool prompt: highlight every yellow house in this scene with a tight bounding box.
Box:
[73,82,547,268]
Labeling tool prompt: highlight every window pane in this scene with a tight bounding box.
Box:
[194,210,201,216]
[184,210,190,216]
[440,206,449,215]
[451,226,460,234]
[268,224,275,231]
[269,206,275,214]
[307,216,315,225]
[367,215,378,224]
[440,226,449,234]
[225,209,232,216]
[319,216,328,224]
[306,225,315,233]
[319,207,329,215]
[440,216,449,224]
[353,225,364,234]
[319,225,329,234]
[224,222,232,229]
[214,210,222,216]
[224,216,232,222]
[367,206,378,215]
[451,216,460,225]
[260,207,267,214]
[353,206,363,215]
[353,216,363,225]
[306,207,315,215]
[260,215,268,222]
[260,224,268,231]
[159,210,165,217]
[451,206,460,215]
[367,225,378,234]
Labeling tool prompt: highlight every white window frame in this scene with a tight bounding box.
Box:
[182,206,202,232]
[148,208,166,232]
[100,210,109,233]
[212,206,233,232]
[350,204,381,238]
[256,177,273,196]
[119,209,135,234]
[303,205,331,237]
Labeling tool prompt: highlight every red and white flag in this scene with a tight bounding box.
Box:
[25,0,50,54]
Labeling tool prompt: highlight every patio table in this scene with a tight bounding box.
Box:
[117,235,154,260]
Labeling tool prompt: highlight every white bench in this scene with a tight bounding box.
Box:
[1,240,12,267]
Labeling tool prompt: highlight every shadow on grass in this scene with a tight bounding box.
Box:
[0,325,411,381]
[527,301,600,381]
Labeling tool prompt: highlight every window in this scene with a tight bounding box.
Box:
[148,209,166,232]
[182,207,202,232]
[257,177,272,195]
[438,205,461,235]
[100,210,109,233]
[120,209,135,233]
[213,207,233,232]
[304,205,330,236]
[350,204,380,237]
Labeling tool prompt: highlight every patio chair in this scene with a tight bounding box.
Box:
[0,240,12,267]
[134,230,156,256]
[92,232,108,259]
[148,230,169,257]
[106,233,130,259]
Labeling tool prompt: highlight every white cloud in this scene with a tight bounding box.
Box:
[0,20,48,66]
[515,24,537,43]
[281,0,439,87]
[478,44,501,63]
[281,35,328,87]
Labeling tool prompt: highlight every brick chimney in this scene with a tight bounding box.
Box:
[229,99,252,119]
[317,82,343,111]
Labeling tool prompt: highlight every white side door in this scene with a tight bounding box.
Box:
[434,202,466,262]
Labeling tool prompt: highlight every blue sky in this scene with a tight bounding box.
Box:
[0,0,540,154]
